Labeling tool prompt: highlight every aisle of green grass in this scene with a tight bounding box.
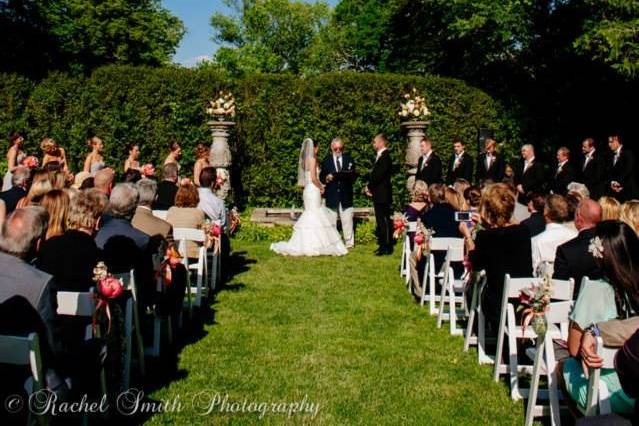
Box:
[147,241,522,425]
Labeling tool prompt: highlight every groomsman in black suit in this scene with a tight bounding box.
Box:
[475,138,505,184]
[320,137,357,248]
[551,146,576,195]
[579,138,606,199]
[514,144,546,205]
[366,133,394,256]
[446,138,473,184]
[606,135,637,202]
[415,137,442,186]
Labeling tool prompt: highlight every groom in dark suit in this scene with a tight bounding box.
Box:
[320,137,357,248]
[366,133,393,255]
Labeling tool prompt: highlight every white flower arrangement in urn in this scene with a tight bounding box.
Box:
[399,88,431,120]
[207,91,236,121]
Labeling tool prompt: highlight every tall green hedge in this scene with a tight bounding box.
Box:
[0,66,521,208]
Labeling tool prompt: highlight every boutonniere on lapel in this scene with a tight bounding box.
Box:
[348,162,352,170]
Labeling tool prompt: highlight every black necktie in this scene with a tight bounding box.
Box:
[336,157,342,172]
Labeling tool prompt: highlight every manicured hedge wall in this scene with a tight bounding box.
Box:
[0,66,521,208]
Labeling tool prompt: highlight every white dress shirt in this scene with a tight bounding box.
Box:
[531,222,578,276]
[376,147,388,162]
[197,187,227,229]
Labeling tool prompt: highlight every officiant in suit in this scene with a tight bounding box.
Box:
[514,144,546,205]
[476,138,505,184]
[446,138,473,184]
[366,133,394,255]
[415,137,442,186]
[320,137,357,248]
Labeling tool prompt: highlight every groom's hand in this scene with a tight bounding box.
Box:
[326,174,334,183]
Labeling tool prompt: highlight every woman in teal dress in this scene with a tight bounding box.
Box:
[560,221,639,414]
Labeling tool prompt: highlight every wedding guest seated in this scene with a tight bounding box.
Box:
[453,178,471,199]
[0,206,55,348]
[531,194,577,276]
[461,183,533,328]
[0,166,29,214]
[72,171,91,190]
[197,166,227,228]
[463,186,481,212]
[35,190,107,394]
[93,167,115,196]
[620,200,639,235]
[154,162,179,210]
[423,184,460,237]
[599,195,621,221]
[559,221,639,416]
[40,189,70,240]
[16,170,52,208]
[167,179,205,259]
[553,199,603,295]
[79,176,95,190]
[403,179,429,230]
[567,182,590,200]
[132,179,174,253]
[96,183,154,308]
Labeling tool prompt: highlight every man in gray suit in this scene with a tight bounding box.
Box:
[0,206,55,348]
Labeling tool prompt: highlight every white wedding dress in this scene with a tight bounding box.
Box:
[270,171,348,256]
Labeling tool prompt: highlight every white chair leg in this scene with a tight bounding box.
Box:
[436,272,448,328]
[463,307,475,352]
[524,337,545,426]
[507,308,521,400]
[123,299,133,390]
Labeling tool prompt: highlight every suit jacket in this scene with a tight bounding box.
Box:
[153,180,178,210]
[552,227,602,297]
[369,150,393,205]
[320,153,357,210]
[551,161,576,195]
[0,252,56,351]
[521,211,545,237]
[132,206,174,252]
[607,147,637,201]
[476,152,505,184]
[514,159,546,204]
[579,150,606,199]
[446,152,474,184]
[415,153,443,185]
[0,186,26,213]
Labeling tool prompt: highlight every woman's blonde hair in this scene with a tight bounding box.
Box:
[411,180,428,203]
[22,171,52,206]
[444,186,466,210]
[67,188,108,231]
[599,196,621,221]
[49,171,67,190]
[40,189,70,239]
[620,200,639,235]
[40,138,57,154]
[479,183,515,228]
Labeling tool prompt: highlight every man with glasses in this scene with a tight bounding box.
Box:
[320,137,358,248]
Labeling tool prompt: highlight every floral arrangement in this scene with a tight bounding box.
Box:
[399,88,431,120]
[392,213,408,240]
[93,262,125,334]
[228,207,241,235]
[207,91,236,120]
[204,221,223,254]
[588,236,604,259]
[141,163,155,178]
[21,155,39,169]
[518,273,553,336]
[216,168,229,188]
[157,245,183,287]
[413,220,435,261]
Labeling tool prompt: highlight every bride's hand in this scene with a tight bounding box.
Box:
[320,186,325,195]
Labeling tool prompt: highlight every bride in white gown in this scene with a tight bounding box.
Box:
[270,139,348,256]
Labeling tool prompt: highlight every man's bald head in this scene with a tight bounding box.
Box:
[94,167,115,195]
[575,198,602,231]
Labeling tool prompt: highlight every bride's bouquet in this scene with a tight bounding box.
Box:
[399,88,431,120]
[207,91,236,120]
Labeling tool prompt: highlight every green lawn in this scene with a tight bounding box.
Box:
[146,241,523,425]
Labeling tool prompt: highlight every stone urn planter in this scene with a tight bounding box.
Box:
[401,120,430,190]
[207,120,235,200]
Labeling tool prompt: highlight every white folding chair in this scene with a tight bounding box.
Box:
[145,276,174,358]
[173,227,208,309]
[581,336,619,417]
[524,300,573,426]
[493,274,574,400]
[56,287,107,396]
[400,221,417,288]
[152,210,168,220]
[463,271,494,364]
[419,237,460,315]
[113,270,145,390]
[0,331,44,395]
[435,239,466,335]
